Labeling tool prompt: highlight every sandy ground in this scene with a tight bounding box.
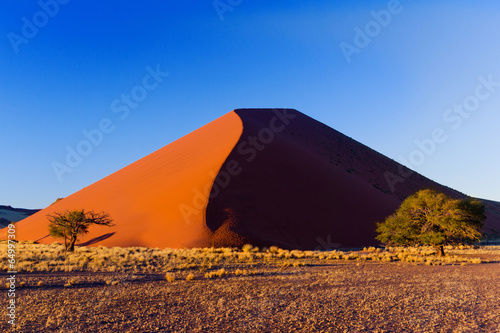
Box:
[2,261,500,332]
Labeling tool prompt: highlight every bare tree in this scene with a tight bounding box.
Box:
[47,209,114,251]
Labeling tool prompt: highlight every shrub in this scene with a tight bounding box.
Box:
[47,209,114,252]
[269,246,279,253]
[376,189,485,256]
[242,244,253,252]
[216,268,226,278]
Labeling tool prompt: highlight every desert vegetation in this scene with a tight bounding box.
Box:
[47,209,114,252]
[1,241,498,277]
[377,189,485,256]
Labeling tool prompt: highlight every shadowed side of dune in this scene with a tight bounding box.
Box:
[205,109,484,249]
[481,199,500,239]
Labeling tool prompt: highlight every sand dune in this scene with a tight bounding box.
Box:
[206,109,500,248]
[14,111,243,248]
[10,109,500,249]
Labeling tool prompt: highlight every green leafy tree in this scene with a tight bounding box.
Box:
[47,209,114,252]
[376,189,485,256]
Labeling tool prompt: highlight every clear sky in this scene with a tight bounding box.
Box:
[1,0,500,209]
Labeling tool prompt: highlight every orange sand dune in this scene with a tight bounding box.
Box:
[12,109,500,249]
[15,112,243,248]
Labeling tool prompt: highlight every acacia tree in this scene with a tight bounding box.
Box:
[47,209,114,252]
[376,189,485,256]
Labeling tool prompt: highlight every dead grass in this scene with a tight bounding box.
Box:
[1,242,498,277]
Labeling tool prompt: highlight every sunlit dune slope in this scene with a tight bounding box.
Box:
[14,112,243,248]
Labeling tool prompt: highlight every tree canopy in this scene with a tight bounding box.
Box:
[376,189,485,255]
[47,209,114,252]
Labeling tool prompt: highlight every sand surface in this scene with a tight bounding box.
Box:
[13,112,243,248]
[3,261,500,332]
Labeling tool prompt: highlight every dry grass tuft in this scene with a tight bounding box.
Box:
[165,273,175,283]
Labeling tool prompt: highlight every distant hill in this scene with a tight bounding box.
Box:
[0,205,41,228]
[10,109,500,249]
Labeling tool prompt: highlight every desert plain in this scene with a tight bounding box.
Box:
[2,243,500,332]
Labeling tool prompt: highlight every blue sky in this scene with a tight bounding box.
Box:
[1,0,500,208]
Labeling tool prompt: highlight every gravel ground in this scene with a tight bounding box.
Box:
[2,261,500,332]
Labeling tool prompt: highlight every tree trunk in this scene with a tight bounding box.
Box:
[437,245,445,256]
[67,235,77,252]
